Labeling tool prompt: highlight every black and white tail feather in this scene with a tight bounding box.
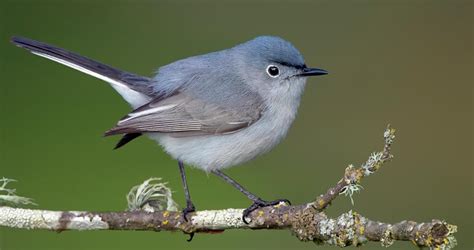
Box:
[11,36,152,148]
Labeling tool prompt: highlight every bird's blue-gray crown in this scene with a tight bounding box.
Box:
[234,36,306,68]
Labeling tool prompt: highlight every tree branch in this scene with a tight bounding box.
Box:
[0,126,458,249]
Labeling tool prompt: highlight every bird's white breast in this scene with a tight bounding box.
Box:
[149,79,306,172]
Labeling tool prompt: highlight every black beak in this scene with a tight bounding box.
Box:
[299,67,328,77]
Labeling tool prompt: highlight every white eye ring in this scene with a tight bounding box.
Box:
[266,65,280,78]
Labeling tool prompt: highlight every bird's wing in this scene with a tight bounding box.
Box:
[104,92,264,137]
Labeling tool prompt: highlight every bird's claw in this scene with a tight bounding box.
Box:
[186,232,195,242]
[242,198,291,224]
[182,204,196,242]
[182,204,196,222]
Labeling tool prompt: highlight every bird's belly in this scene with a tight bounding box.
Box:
[148,110,295,172]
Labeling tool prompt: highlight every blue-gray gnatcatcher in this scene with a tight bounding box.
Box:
[11,36,327,224]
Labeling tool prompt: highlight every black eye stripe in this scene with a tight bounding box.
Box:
[273,61,306,69]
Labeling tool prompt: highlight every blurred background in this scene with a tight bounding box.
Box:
[0,0,472,249]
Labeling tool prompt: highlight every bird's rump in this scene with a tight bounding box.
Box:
[105,92,263,137]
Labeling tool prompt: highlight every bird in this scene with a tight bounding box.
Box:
[11,36,327,226]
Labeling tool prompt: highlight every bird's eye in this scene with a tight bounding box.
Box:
[266,65,280,78]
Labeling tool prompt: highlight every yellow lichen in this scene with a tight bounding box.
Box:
[425,234,433,246]
[162,220,168,225]
[355,169,364,181]
[163,211,169,217]
[318,198,325,207]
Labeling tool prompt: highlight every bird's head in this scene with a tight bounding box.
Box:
[230,36,327,101]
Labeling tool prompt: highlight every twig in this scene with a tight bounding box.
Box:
[0,126,458,249]
[311,125,395,211]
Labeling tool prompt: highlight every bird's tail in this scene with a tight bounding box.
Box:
[11,36,152,108]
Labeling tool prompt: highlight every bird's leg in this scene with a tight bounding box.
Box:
[178,161,195,241]
[178,161,195,220]
[211,169,291,224]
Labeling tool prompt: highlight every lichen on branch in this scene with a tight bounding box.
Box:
[0,177,36,207]
[126,177,178,212]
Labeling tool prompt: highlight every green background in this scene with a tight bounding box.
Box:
[0,0,472,249]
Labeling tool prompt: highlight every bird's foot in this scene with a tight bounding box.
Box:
[182,203,196,222]
[242,198,291,224]
[182,204,196,242]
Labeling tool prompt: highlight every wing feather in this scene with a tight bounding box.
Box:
[104,92,263,137]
